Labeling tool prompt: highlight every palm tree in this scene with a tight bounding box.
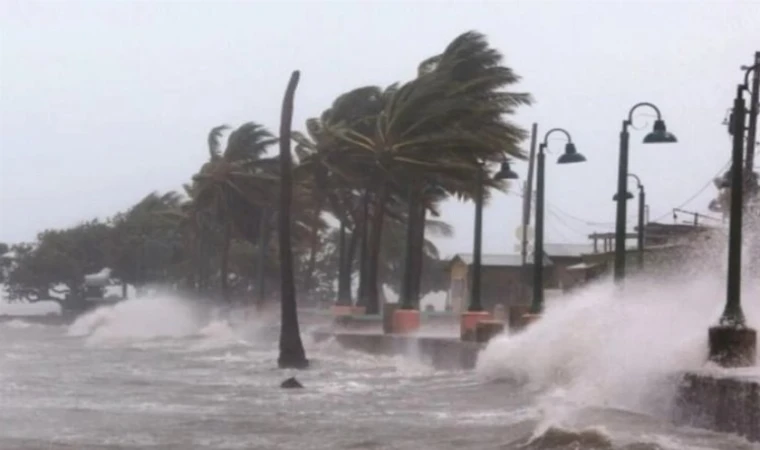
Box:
[293,89,383,309]
[327,31,531,313]
[192,122,279,304]
[277,70,308,369]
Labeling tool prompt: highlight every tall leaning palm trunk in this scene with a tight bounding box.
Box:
[277,70,308,369]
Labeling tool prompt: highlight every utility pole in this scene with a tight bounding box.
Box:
[742,52,760,270]
[521,123,538,306]
[521,123,538,266]
[743,51,759,176]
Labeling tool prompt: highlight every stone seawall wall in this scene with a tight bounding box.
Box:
[312,331,481,370]
[316,331,760,443]
[674,371,759,443]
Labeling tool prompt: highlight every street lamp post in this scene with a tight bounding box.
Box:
[527,128,586,319]
[613,174,646,270]
[708,75,759,367]
[614,103,677,283]
[461,161,518,340]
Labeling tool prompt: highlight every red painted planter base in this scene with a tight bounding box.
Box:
[392,309,421,334]
[460,311,492,341]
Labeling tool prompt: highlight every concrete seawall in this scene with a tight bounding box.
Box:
[674,370,759,442]
[315,330,760,443]
[312,330,481,370]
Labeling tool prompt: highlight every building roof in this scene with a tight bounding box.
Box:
[544,243,596,258]
[452,253,553,267]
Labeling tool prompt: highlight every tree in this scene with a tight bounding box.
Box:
[323,31,531,313]
[192,123,279,303]
[110,191,187,295]
[7,220,113,306]
[0,242,9,284]
[277,70,309,369]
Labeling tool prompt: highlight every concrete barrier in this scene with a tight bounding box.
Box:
[314,330,760,443]
[312,330,481,370]
[674,370,759,442]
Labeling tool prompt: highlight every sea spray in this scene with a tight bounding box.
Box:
[476,273,760,419]
[67,294,206,343]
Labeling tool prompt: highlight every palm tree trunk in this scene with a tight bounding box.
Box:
[277,70,308,369]
[302,194,324,301]
[411,202,426,307]
[220,223,231,304]
[337,218,352,306]
[197,231,208,294]
[346,222,360,303]
[365,180,390,315]
[356,189,371,308]
[400,185,421,309]
[255,209,269,307]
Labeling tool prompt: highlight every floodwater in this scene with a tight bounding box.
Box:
[1,280,759,450]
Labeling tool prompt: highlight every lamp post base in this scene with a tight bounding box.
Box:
[708,325,757,368]
[461,311,491,341]
[392,309,420,334]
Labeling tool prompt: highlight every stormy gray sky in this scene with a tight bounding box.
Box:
[1,0,758,257]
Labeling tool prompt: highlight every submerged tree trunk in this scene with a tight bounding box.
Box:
[220,223,231,304]
[337,218,352,306]
[365,180,390,315]
[277,70,308,369]
[356,189,371,308]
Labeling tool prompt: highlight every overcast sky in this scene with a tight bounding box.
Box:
[1,0,758,257]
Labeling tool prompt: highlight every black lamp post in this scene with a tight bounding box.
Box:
[530,129,586,315]
[469,161,519,312]
[614,103,677,283]
[612,174,646,270]
[708,65,759,367]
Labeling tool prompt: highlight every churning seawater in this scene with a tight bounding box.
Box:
[1,278,759,450]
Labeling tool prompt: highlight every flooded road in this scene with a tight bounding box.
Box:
[0,293,758,450]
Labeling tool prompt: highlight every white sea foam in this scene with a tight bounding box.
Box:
[67,294,206,343]
[477,271,760,419]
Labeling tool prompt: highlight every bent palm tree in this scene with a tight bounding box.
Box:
[330,31,532,313]
[192,122,278,303]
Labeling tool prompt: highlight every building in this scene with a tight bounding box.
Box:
[445,243,594,313]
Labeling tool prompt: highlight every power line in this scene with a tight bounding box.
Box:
[650,159,731,223]
[546,202,632,227]
[506,186,633,227]
[546,209,596,238]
